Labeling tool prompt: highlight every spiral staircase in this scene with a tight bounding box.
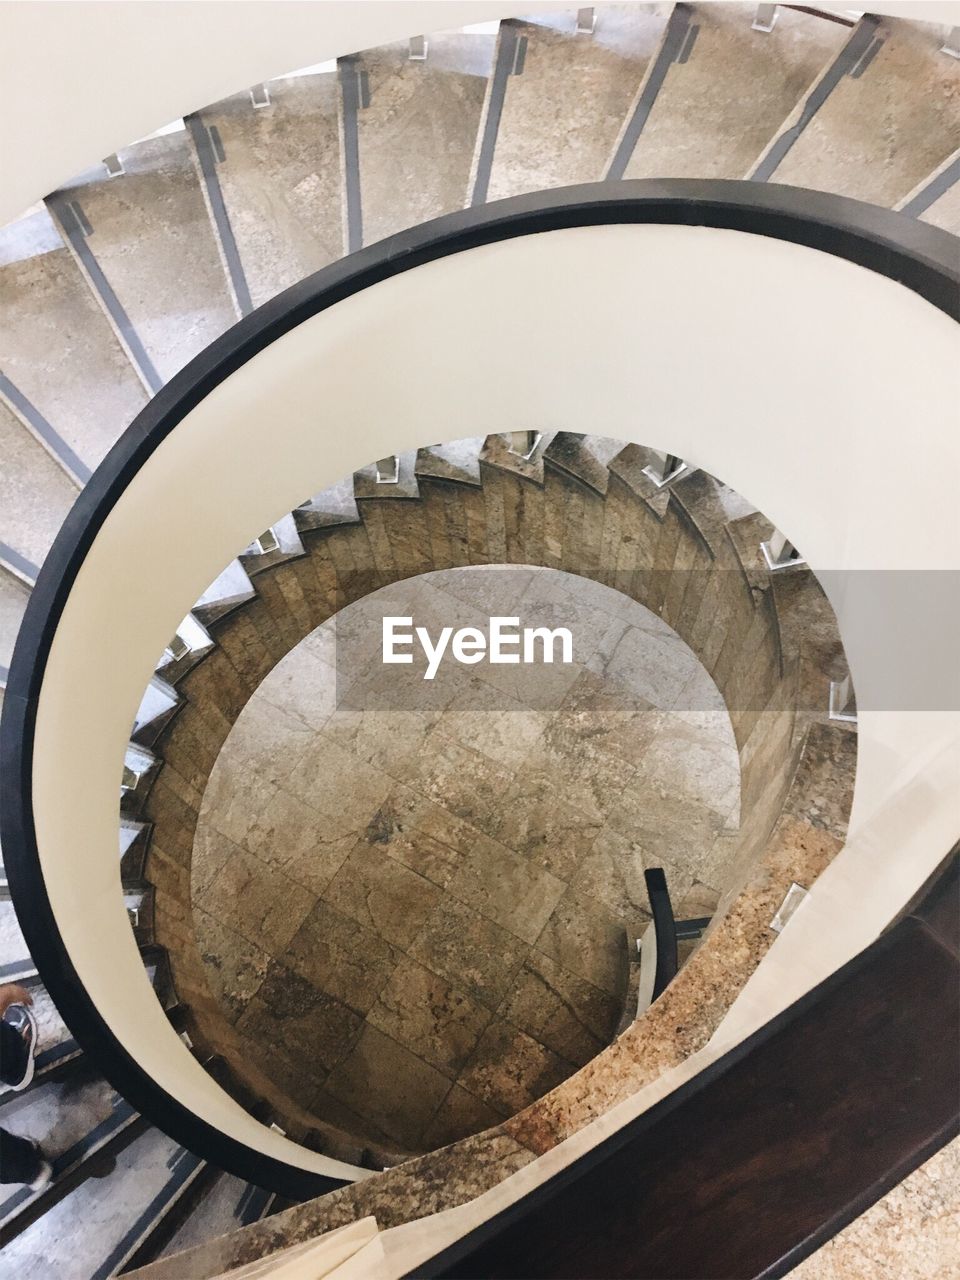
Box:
[0,4,958,1278]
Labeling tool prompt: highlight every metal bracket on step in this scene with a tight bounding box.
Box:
[409,35,428,60]
[828,673,858,724]
[770,882,808,933]
[760,530,805,571]
[506,431,542,461]
[103,153,125,177]
[165,630,191,662]
[253,527,281,554]
[576,8,596,34]
[375,455,401,484]
[752,4,778,33]
[642,451,687,488]
[250,83,271,108]
[941,26,960,58]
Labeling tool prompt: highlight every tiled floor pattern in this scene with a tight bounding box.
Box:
[193,568,741,1152]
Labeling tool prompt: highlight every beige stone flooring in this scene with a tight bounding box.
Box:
[193,568,741,1153]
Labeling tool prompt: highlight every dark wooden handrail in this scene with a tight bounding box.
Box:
[415,852,959,1280]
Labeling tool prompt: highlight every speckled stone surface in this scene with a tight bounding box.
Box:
[0,568,29,669]
[131,1129,535,1280]
[191,568,740,1152]
[202,74,345,308]
[769,17,960,206]
[0,247,148,467]
[358,35,492,244]
[487,6,670,200]
[58,131,235,381]
[624,3,846,180]
[0,399,79,566]
[791,1137,960,1280]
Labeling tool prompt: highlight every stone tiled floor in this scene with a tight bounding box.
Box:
[193,568,740,1153]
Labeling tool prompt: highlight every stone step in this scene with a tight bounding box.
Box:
[0,1114,209,1280]
[131,677,182,748]
[618,2,847,181]
[357,32,494,243]
[0,225,148,470]
[415,438,485,487]
[353,450,420,500]
[485,7,669,200]
[0,1070,141,1237]
[193,560,257,627]
[542,432,624,497]
[154,612,216,686]
[238,513,306,578]
[758,15,960,206]
[120,743,162,817]
[0,400,79,573]
[293,477,361,533]
[119,820,152,886]
[0,566,30,678]
[195,68,344,309]
[49,124,237,387]
[670,467,757,560]
[146,1169,275,1266]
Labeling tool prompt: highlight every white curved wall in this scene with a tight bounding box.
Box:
[3,0,959,225]
[31,223,960,1169]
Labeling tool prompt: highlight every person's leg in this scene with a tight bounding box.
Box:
[0,1019,29,1087]
[0,1127,44,1185]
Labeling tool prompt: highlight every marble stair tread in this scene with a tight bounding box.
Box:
[119,820,151,883]
[1,1121,201,1277]
[0,400,80,569]
[622,2,847,181]
[671,467,756,558]
[199,72,345,308]
[478,430,556,482]
[151,1171,272,1263]
[486,5,670,200]
[239,514,306,576]
[53,129,236,383]
[0,568,29,672]
[543,432,624,495]
[353,451,420,499]
[357,33,494,244]
[0,246,148,469]
[294,477,362,531]
[606,443,673,517]
[415,439,485,486]
[765,16,960,207]
[132,678,182,746]
[723,509,776,593]
[193,560,257,624]
[770,569,847,717]
[154,613,216,685]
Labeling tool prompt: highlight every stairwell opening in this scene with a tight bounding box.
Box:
[127,433,857,1166]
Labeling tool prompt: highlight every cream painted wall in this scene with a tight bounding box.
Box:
[29,224,960,1170]
[2,0,959,226]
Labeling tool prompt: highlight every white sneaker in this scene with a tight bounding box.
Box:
[28,1150,53,1192]
[3,1003,39,1091]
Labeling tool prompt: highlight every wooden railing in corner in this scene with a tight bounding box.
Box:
[415,849,960,1280]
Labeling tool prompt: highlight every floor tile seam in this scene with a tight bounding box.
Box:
[487,956,618,1063]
